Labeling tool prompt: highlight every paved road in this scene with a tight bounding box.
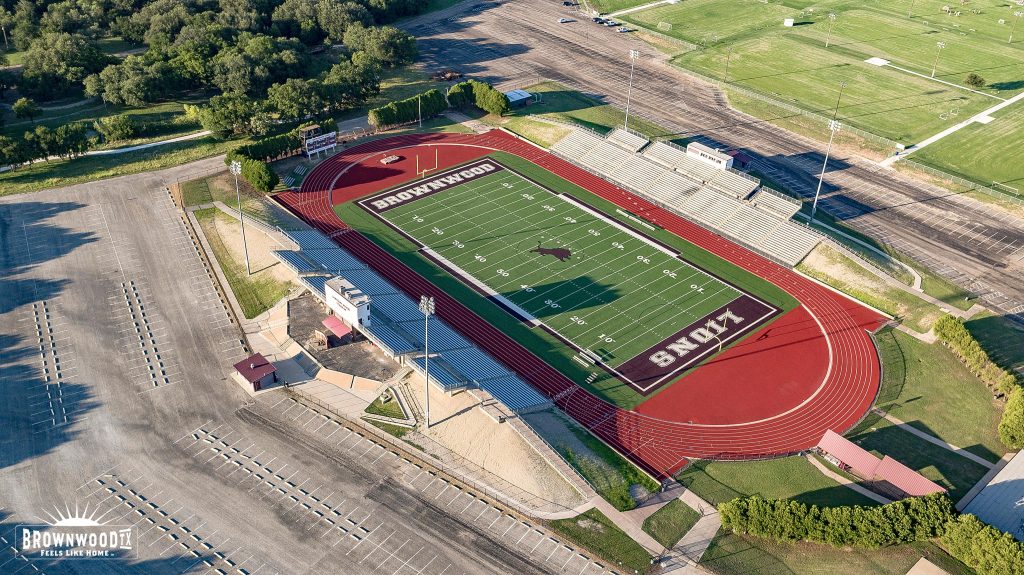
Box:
[405,0,1024,322]
[0,159,608,574]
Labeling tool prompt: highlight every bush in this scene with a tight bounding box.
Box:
[234,132,302,161]
[965,73,986,88]
[241,158,279,193]
[942,514,1024,575]
[93,115,139,143]
[447,80,512,116]
[368,88,447,128]
[719,493,955,549]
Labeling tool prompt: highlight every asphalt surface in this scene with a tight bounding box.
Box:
[0,161,608,575]
[405,0,1024,322]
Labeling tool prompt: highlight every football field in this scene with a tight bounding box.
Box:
[358,158,778,394]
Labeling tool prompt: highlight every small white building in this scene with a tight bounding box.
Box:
[325,277,371,327]
[686,142,734,170]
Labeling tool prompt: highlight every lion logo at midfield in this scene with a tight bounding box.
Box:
[530,242,572,262]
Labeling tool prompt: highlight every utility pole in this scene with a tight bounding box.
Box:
[724,47,733,82]
[825,12,837,47]
[418,94,422,128]
[931,41,946,78]
[624,49,639,131]
[810,82,846,226]
[229,160,251,275]
[419,296,435,429]
[1010,11,1023,43]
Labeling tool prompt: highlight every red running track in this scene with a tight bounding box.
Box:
[275,130,885,478]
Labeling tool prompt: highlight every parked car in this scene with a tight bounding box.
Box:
[558,17,571,23]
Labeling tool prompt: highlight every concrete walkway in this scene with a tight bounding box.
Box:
[443,110,492,133]
[882,90,1024,166]
[87,130,212,155]
[592,497,667,555]
[805,454,893,505]
[877,410,996,469]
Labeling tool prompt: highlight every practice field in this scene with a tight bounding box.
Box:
[625,0,1024,146]
[358,158,778,394]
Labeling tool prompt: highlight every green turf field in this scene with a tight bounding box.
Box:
[338,152,797,408]
[361,158,778,393]
[622,0,1024,180]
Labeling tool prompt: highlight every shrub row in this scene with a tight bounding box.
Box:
[721,493,1024,575]
[367,88,447,128]
[234,132,302,162]
[933,314,1023,448]
[718,493,954,549]
[447,80,511,116]
[942,514,1024,575]
[933,315,1017,396]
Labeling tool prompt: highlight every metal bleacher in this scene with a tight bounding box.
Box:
[273,250,320,275]
[606,128,650,153]
[609,155,668,193]
[752,188,802,219]
[276,229,550,412]
[550,129,822,266]
[549,129,603,160]
[579,141,630,174]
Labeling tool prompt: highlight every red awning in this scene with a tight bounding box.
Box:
[819,429,880,478]
[322,315,352,338]
[233,353,276,383]
[875,456,946,496]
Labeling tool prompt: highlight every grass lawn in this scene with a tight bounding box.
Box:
[516,81,675,138]
[336,151,796,410]
[845,417,989,502]
[700,531,974,575]
[797,244,943,333]
[675,456,878,508]
[965,311,1024,375]
[874,329,1005,464]
[0,136,242,197]
[642,499,700,548]
[500,116,572,148]
[914,102,1024,198]
[623,0,1024,182]
[195,208,291,319]
[562,419,660,511]
[589,0,654,13]
[363,417,410,439]
[365,392,406,419]
[549,509,653,574]
[2,100,200,138]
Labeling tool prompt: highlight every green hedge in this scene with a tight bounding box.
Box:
[224,153,279,193]
[368,88,447,128]
[447,80,511,116]
[942,514,1024,575]
[719,494,954,549]
[234,132,302,161]
[934,314,1023,447]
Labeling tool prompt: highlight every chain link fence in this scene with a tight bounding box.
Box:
[901,158,1024,206]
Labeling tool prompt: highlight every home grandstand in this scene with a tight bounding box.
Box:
[271,232,550,413]
[274,129,884,478]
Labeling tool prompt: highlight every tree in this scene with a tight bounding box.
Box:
[12,97,41,123]
[267,77,326,120]
[20,32,110,99]
[211,33,306,96]
[191,92,265,138]
[240,157,278,192]
[217,0,267,32]
[85,56,177,106]
[11,0,38,51]
[0,7,13,51]
[0,135,28,168]
[446,81,473,109]
[322,57,380,109]
[965,73,986,88]
[271,0,321,44]
[53,122,91,159]
[93,115,138,142]
[316,0,371,44]
[0,69,15,100]
[40,0,101,37]
[342,24,416,67]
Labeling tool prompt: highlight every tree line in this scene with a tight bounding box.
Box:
[367,80,512,129]
[933,315,1023,448]
[0,0,421,131]
[720,493,1024,575]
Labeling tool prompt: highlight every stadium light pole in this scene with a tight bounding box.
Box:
[229,160,251,276]
[825,12,837,47]
[931,41,946,78]
[810,81,846,226]
[624,49,640,132]
[724,47,733,82]
[907,0,917,18]
[419,295,435,430]
[1010,11,1023,43]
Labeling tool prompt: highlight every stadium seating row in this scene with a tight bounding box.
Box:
[548,129,820,266]
[606,128,650,153]
[272,233,550,413]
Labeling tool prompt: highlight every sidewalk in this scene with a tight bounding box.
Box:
[805,454,892,505]
[876,410,996,469]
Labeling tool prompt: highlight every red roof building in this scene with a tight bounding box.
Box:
[233,353,277,391]
[817,430,945,499]
[322,315,352,339]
